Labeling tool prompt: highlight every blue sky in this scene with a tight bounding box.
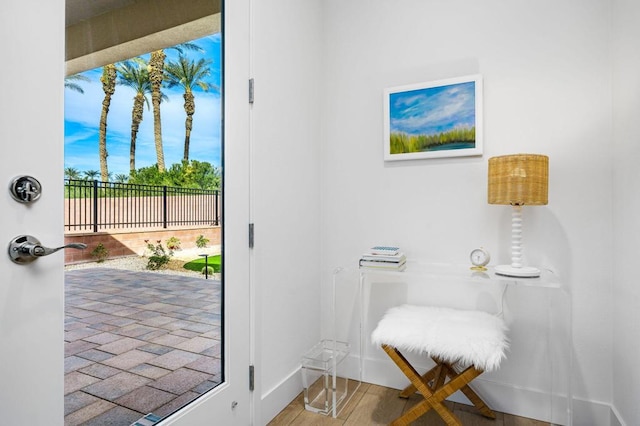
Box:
[64,33,222,177]
[389,81,476,136]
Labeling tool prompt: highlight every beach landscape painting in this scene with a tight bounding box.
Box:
[383,74,482,161]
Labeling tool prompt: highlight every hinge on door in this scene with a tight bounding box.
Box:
[249,223,255,248]
[249,365,255,391]
[249,78,255,104]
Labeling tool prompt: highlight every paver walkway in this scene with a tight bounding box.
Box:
[64,268,222,425]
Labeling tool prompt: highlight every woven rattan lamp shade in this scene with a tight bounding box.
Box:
[488,154,548,206]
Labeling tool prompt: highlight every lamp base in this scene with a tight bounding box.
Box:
[494,264,540,278]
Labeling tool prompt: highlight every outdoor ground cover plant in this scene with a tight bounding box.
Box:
[183,255,221,274]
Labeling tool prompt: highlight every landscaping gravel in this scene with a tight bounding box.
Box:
[65,247,221,278]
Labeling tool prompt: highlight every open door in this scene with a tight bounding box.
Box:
[0,0,252,424]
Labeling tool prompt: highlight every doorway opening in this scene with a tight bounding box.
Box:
[63,25,224,425]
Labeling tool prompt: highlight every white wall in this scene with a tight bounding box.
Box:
[321,0,613,421]
[612,0,640,425]
[250,0,324,423]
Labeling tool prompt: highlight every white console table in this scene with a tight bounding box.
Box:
[330,261,572,425]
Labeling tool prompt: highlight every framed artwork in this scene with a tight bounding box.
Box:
[383,74,483,161]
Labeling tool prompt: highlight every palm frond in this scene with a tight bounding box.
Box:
[164,56,215,92]
[65,73,91,93]
[168,42,204,54]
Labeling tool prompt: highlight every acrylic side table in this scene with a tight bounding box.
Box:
[301,267,363,418]
[331,261,572,425]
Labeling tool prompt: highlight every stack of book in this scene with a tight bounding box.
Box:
[359,246,406,271]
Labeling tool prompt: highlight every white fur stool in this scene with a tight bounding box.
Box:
[371,304,508,426]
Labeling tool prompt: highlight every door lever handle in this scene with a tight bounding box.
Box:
[8,235,87,264]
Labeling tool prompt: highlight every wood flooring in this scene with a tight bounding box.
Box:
[267,382,550,426]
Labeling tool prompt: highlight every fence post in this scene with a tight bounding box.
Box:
[214,190,219,226]
[93,180,98,233]
[163,186,168,229]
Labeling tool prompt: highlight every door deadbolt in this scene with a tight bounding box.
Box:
[9,176,42,203]
[8,235,87,264]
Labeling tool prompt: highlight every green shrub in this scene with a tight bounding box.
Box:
[145,239,173,270]
[201,266,215,275]
[90,243,109,263]
[166,236,181,250]
[195,234,209,248]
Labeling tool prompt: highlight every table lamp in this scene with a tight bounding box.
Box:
[488,154,548,278]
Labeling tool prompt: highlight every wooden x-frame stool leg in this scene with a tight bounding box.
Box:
[381,344,497,426]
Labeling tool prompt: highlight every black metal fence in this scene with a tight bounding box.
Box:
[64,179,221,232]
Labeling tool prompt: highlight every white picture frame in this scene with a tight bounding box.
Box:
[383,74,483,161]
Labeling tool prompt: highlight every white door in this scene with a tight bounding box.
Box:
[0,0,252,424]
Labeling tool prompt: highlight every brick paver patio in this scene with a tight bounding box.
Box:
[64,268,222,425]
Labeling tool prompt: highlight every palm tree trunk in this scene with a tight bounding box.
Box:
[149,50,166,172]
[130,92,145,174]
[99,99,109,181]
[183,91,195,162]
[129,127,137,174]
[99,64,116,182]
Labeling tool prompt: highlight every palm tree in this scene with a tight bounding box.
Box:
[83,170,99,180]
[65,73,90,94]
[165,56,218,162]
[99,64,117,182]
[64,167,81,180]
[148,42,203,172]
[114,174,129,183]
[116,59,152,174]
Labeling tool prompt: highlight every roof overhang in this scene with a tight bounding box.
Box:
[65,0,221,75]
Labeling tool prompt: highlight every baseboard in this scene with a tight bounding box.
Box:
[361,356,570,424]
[609,404,626,426]
[570,398,621,426]
[259,358,628,426]
[578,402,626,426]
[259,366,302,426]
